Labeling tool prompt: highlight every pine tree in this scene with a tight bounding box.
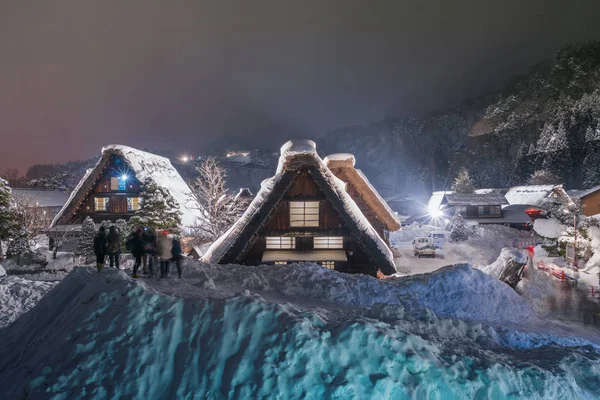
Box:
[585,124,600,142]
[0,178,21,259]
[6,228,31,263]
[449,213,468,242]
[129,178,182,233]
[75,216,96,263]
[583,150,600,187]
[527,170,561,185]
[451,168,475,194]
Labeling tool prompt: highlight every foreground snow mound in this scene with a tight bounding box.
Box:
[1,266,599,399]
[0,276,56,328]
[0,263,6,279]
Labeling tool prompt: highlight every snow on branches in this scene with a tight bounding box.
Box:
[451,168,475,194]
[129,178,182,234]
[449,213,468,242]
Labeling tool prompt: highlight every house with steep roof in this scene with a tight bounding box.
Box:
[202,139,397,277]
[568,185,600,217]
[323,153,401,245]
[439,192,530,227]
[505,185,572,219]
[51,145,204,230]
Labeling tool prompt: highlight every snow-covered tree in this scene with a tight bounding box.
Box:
[448,213,468,242]
[585,125,600,142]
[583,150,600,187]
[527,170,561,185]
[6,228,30,263]
[190,158,244,242]
[0,178,21,259]
[451,168,474,194]
[129,178,182,234]
[75,216,97,263]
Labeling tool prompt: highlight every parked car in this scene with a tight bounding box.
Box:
[428,231,446,248]
[413,237,436,258]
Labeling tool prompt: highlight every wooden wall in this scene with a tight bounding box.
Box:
[581,191,600,216]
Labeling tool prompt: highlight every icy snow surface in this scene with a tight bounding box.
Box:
[479,248,528,279]
[1,263,599,399]
[0,276,56,328]
[533,218,567,239]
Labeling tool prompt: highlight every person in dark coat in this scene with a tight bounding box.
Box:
[129,227,144,278]
[171,235,183,279]
[93,226,108,272]
[107,225,122,269]
[142,227,157,277]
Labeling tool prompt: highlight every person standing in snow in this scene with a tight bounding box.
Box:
[93,226,108,272]
[142,227,156,276]
[107,225,121,269]
[156,229,173,278]
[171,235,183,279]
[129,227,144,278]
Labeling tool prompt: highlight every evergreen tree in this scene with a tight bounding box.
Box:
[451,168,475,194]
[75,216,96,262]
[129,178,182,233]
[583,150,600,187]
[0,178,21,258]
[448,213,468,242]
[527,170,561,185]
[584,125,600,142]
[6,228,31,262]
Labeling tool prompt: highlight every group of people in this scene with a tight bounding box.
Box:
[93,225,183,279]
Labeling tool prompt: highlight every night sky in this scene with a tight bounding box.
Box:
[1,0,600,172]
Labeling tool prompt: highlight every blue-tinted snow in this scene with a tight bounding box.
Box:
[0,263,599,399]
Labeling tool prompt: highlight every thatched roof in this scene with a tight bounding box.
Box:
[202,140,397,275]
[324,153,401,232]
[51,145,205,229]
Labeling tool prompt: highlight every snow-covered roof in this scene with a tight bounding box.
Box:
[11,189,70,208]
[505,185,558,208]
[324,153,401,232]
[51,145,205,229]
[202,139,396,274]
[467,208,531,225]
[444,193,509,206]
[568,184,600,200]
[427,191,452,212]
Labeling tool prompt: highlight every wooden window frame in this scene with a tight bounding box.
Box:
[127,197,142,212]
[313,236,344,249]
[289,201,320,227]
[320,261,335,270]
[266,237,296,249]
[94,197,109,211]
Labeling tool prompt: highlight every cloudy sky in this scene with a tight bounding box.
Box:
[1,0,600,172]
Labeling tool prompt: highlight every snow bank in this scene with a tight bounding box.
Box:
[479,248,528,279]
[533,218,567,239]
[0,263,6,279]
[0,276,56,328]
[1,264,599,399]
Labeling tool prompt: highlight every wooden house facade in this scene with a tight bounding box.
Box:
[51,145,204,230]
[202,140,397,277]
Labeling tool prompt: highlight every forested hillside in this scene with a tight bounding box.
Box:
[321,41,600,198]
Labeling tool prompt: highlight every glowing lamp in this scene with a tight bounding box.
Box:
[121,174,128,181]
[429,208,443,218]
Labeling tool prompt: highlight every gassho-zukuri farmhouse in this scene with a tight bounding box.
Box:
[50,141,399,276]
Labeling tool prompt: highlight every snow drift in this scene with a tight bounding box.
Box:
[0,276,56,328]
[1,263,599,399]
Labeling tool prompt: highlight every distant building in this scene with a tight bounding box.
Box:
[505,185,571,219]
[439,192,530,228]
[11,188,71,231]
[51,145,204,228]
[202,140,397,277]
[568,185,600,217]
[324,153,401,245]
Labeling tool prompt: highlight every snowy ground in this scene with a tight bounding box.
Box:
[1,262,599,399]
[391,223,535,275]
[0,276,56,328]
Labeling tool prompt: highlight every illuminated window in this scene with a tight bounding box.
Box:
[290,201,319,227]
[320,261,335,270]
[110,176,127,191]
[127,197,142,211]
[94,197,109,211]
[313,237,344,249]
[274,261,287,265]
[266,237,296,249]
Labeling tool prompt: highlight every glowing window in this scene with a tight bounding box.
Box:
[320,261,335,270]
[266,237,296,249]
[94,197,109,211]
[313,237,344,249]
[128,197,142,211]
[110,176,127,191]
[274,261,287,265]
[289,201,319,227]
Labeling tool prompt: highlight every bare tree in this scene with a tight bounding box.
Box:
[190,158,246,242]
[12,195,52,236]
[0,168,21,187]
